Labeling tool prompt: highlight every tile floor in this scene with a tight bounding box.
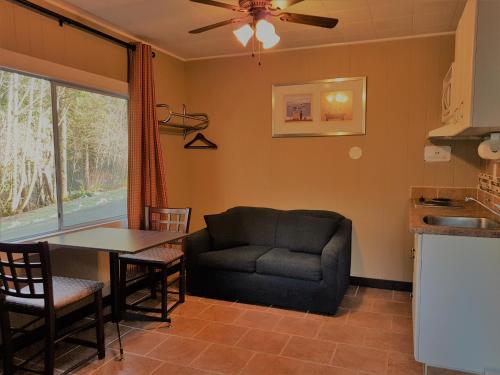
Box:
[11,286,475,375]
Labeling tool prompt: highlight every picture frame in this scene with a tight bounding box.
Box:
[272,77,367,137]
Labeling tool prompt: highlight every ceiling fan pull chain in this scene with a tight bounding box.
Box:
[258,41,262,66]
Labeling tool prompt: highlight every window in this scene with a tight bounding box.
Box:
[0,69,128,241]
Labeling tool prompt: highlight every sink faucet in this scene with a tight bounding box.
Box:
[464,196,500,217]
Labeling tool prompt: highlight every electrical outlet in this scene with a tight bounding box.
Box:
[424,145,451,162]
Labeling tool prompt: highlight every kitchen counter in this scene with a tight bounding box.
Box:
[409,199,500,238]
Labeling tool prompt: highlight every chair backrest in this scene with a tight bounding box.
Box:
[0,242,53,304]
[145,207,191,234]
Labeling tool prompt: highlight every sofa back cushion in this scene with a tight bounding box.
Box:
[204,213,248,250]
[275,212,341,254]
[225,207,280,247]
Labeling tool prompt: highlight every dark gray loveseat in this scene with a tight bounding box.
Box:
[185,207,352,315]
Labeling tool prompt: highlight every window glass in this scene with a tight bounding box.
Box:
[0,70,58,240]
[0,68,128,241]
[56,86,128,227]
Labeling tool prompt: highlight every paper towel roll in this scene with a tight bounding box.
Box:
[478,140,500,160]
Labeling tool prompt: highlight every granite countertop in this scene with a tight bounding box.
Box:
[409,199,500,238]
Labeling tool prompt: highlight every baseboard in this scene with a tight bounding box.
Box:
[350,276,412,292]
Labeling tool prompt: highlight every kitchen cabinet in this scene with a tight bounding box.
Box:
[429,0,500,138]
[413,233,500,373]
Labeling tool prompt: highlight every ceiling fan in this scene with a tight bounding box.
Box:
[188,0,339,50]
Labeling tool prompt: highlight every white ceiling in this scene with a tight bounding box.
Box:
[53,0,466,60]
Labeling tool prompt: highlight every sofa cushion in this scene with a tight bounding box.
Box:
[256,248,322,281]
[275,213,339,254]
[204,213,248,250]
[225,207,280,247]
[198,245,272,273]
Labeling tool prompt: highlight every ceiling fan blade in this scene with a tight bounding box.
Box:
[189,18,242,34]
[278,12,339,28]
[271,0,304,10]
[190,0,242,12]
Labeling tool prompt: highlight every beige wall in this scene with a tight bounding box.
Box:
[1,0,484,283]
[185,35,481,282]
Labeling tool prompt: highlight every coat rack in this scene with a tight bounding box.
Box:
[157,104,209,138]
[157,103,217,149]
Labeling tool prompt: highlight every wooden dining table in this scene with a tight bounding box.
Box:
[43,227,187,322]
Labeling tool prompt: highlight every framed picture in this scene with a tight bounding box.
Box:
[272,77,366,137]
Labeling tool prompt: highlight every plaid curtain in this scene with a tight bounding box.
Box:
[127,43,168,230]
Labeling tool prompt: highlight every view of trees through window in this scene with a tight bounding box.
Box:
[0,69,128,241]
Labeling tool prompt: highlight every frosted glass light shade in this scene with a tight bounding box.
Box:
[233,24,254,47]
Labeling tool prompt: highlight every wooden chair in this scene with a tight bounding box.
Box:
[119,207,191,322]
[0,241,105,375]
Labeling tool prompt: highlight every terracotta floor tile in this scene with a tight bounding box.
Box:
[151,362,212,375]
[171,300,212,318]
[345,285,359,297]
[156,316,209,337]
[340,295,374,312]
[194,322,248,345]
[387,351,423,375]
[393,291,411,302]
[268,307,307,318]
[282,336,336,364]
[196,305,244,323]
[318,323,367,345]
[109,329,168,355]
[190,344,254,375]
[233,309,283,330]
[76,322,133,346]
[331,344,388,374]
[347,311,392,330]
[299,362,357,375]
[240,352,303,375]
[92,351,162,375]
[236,328,289,354]
[391,315,413,335]
[120,315,168,331]
[364,329,413,354]
[306,308,350,323]
[273,316,322,338]
[232,301,271,311]
[147,335,209,365]
[358,287,394,300]
[56,346,109,374]
[371,300,412,316]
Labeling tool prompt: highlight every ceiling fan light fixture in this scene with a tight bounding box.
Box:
[233,23,254,47]
[262,32,280,49]
[255,19,280,49]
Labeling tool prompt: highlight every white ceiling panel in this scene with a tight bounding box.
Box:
[51,0,466,59]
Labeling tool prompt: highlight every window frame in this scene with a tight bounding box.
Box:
[0,67,129,242]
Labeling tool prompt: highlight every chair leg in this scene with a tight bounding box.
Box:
[94,291,105,360]
[148,266,157,299]
[44,313,56,375]
[161,267,169,322]
[119,260,128,313]
[0,306,14,375]
[179,257,186,303]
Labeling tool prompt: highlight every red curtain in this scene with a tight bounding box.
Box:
[127,43,168,229]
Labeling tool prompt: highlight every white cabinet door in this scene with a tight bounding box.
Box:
[417,234,500,373]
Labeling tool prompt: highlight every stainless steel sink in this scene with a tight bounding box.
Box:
[423,215,500,229]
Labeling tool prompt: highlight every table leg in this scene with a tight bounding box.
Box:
[109,252,121,322]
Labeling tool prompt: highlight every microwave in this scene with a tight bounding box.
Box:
[441,63,454,124]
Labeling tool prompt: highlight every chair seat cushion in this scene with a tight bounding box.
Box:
[198,245,271,273]
[256,248,322,281]
[5,276,104,311]
[120,247,183,264]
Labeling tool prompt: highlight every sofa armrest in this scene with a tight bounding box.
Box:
[321,219,352,302]
[185,228,211,294]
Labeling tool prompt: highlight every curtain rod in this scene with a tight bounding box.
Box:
[9,0,137,52]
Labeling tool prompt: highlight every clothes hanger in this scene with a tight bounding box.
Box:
[184,132,218,149]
